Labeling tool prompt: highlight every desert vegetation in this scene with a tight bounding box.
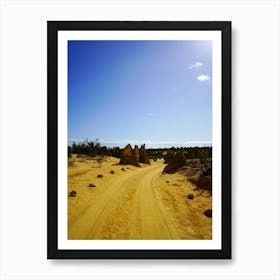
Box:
[68,140,211,159]
[68,140,212,192]
[68,139,121,159]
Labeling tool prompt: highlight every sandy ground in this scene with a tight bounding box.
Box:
[68,155,212,240]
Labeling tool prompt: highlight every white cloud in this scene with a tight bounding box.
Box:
[197,74,211,82]
[188,62,203,69]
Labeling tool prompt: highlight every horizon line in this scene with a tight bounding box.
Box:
[68,138,212,149]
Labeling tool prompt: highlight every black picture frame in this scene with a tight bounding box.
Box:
[47,21,231,259]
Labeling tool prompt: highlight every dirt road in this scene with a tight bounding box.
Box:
[69,164,178,239]
[68,159,212,240]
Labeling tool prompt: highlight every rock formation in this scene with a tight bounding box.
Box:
[119,144,150,166]
[163,151,186,174]
[164,150,175,164]
[139,144,150,164]
[180,158,212,177]
[134,145,140,163]
[163,150,212,191]
[180,158,212,191]
[188,174,212,191]
[119,144,140,167]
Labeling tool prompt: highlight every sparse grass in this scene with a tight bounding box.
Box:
[88,184,96,188]
[110,170,115,174]
[121,168,125,171]
[97,174,103,178]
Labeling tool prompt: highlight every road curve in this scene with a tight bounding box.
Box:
[68,164,182,240]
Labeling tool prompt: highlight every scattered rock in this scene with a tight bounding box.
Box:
[166,180,170,183]
[69,190,77,197]
[88,184,96,188]
[121,168,126,171]
[187,194,194,200]
[97,174,103,178]
[204,209,212,217]
[110,170,115,174]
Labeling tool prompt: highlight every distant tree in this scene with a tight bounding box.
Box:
[71,139,102,157]
[110,147,121,158]
[68,146,72,158]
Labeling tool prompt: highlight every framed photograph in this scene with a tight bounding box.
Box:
[47,21,231,259]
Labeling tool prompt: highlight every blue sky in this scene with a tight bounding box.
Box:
[68,40,212,148]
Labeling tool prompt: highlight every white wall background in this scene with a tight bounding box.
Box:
[0,0,279,279]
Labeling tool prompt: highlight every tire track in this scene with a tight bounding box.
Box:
[129,166,180,239]
[68,164,181,240]
[68,165,157,239]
